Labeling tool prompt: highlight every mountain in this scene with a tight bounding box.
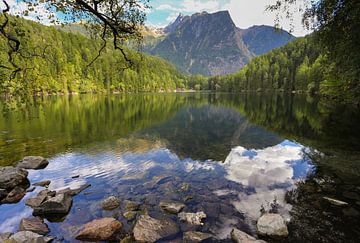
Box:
[148,11,295,76]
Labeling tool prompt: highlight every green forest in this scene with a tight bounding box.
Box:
[0,16,186,96]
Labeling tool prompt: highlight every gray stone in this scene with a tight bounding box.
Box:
[257,213,288,238]
[101,196,120,210]
[183,231,212,242]
[19,217,50,235]
[178,212,206,225]
[33,193,72,215]
[75,217,123,241]
[133,215,179,242]
[33,180,51,187]
[323,197,349,206]
[1,186,26,204]
[231,229,267,243]
[26,189,55,208]
[9,231,53,243]
[160,201,186,214]
[17,156,49,170]
[0,166,28,190]
[0,232,12,242]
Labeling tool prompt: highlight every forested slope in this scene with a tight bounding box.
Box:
[0,16,186,96]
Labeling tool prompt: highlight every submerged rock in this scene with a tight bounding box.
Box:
[9,231,53,243]
[257,213,288,238]
[75,217,123,241]
[101,196,121,210]
[133,215,179,242]
[33,180,51,187]
[160,201,186,214]
[19,217,50,235]
[124,200,141,211]
[123,211,137,221]
[323,197,349,206]
[17,156,49,170]
[178,212,206,225]
[183,231,212,242]
[57,184,91,196]
[231,228,266,243]
[0,166,28,190]
[33,193,72,215]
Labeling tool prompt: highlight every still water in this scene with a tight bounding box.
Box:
[0,93,359,242]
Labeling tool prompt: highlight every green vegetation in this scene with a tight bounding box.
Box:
[0,17,186,96]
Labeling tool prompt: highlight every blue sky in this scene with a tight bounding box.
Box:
[1,0,310,36]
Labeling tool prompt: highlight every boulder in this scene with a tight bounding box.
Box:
[183,231,212,242]
[160,201,186,214]
[9,231,53,243]
[0,232,12,242]
[101,196,120,210]
[33,180,51,187]
[19,217,50,235]
[17,156,49,170]
[75,218,123,241]
[0,166,28,190]
[1,186,26,204]
[231,229,267,243]
[33,193,72,215]
[133,215,179,242]
[26,189,55,208]
[257,213,288,238]
[178,212,206,225]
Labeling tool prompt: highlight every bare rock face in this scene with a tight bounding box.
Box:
[133,215,179,242]
[0,166,28,190]
[33,193,72,215]
[17,156,49,170]
[183,231,213,242]
[257,213,288,238]
[178,212,206,225]
[9,231,53,243]
[19,217,50,235]
[160,201,186,214]
[76,217,123,241]
[231,228,267,243]
[101,196,120,210]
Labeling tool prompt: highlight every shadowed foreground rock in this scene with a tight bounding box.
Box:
[0,166,29,204]
[231,228,267,243]
[133,215,179,242]
[9,231,53,243]
[76,218,123,241]
[33,193,72,215]
[17,156,49,170]
[183,231,213,242]
[19,217,50,235]
[257,213,288,238]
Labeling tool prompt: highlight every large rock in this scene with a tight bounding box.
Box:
[178,212,206,225]
[183,231,213,242]
[257,213,288,238]
[75,218,123,241]
[231,229,267,243]
[0,232,12,242]
[17,156,49,170]
[33,193,72,215]
[133,215,179,242]
[160,201,186,214]
[19,217,50,235]
[101,196,120,210]
[0,166,28,190]
[1,186,26,204]
[9,231,53,243]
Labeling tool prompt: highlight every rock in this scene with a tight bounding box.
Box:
[26,189,55,208]
[33,193,72,215]
[183,231,212,242]
[323,197,349,206]
[57,183,91,196]
[33,180,51,187]
[0,188,7,199]
[124,200,140,211]
[1,186,26,204]
[178,212,206,225]
[101,196,120,210]
[123,211,137,221]
[27,187,36,192]
[257,213,288,238]
[231,229,266,243]
[0,166,28,190]
[9,231,53,243]
[17,156,49,170]
[19,217,50,235]
[75,217,123,241]
[133,215,179,242]
[71,175,80,178]
[0,232,12,242]
[160,201,186,214]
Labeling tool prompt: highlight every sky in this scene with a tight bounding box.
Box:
[1,0,310,36]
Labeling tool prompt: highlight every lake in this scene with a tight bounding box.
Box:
[0,93,359,242]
